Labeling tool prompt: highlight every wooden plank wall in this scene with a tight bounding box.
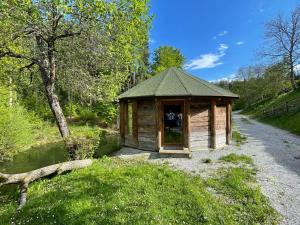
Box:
[189,102,211,150]
[137,100,157,151]
[215,106,227,148]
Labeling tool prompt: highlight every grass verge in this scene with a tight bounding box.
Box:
[232,130,247,146]
[0,158,278,225]
[242,88,300,136]
[219,153,253,165]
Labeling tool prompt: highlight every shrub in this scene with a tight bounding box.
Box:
[66,129,120,160]
[94,101,117,125]
[76,107,98,124]
[0,86,40,161]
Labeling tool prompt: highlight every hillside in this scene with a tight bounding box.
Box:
[242,89,300,135]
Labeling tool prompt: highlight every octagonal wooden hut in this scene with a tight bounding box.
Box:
[118,67,238,154]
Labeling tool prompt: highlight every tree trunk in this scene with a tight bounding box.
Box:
[290,68,297,90]
[45,84,70,138]
[290,59,297,90]
[38,65,70,138]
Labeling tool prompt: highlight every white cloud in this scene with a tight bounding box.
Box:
[218,43,228,52]
[210,73,238,83]
[212,30,228,40]
[184,44,229,70]
[236,41,244,45]
[218,30,228,36]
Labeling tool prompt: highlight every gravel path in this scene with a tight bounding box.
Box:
[114,112,300,225]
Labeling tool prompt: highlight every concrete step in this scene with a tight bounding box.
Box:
[159,147,191,157]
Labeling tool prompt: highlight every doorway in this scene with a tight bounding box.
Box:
[162,101,184,147]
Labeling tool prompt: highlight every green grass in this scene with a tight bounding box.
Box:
[259,111,300,135]
[232,130,247,146]
[242,89,300,135]
[220,153,253,165]
[206,167,278,225]
[0,158,278,225]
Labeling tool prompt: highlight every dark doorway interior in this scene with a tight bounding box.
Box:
[163,104,183,146]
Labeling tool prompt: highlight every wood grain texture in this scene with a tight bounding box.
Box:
[189,102,211,149]
[137,100,157,151]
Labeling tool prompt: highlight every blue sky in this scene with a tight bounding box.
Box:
[149,0,299,81]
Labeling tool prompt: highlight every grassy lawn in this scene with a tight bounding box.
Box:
[0,158,279,225]
[242,89,300,136]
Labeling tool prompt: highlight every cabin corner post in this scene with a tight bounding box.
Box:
[226,99,232,145]
[184,98,191,149]
[119,101,125,145]
[210,98,217,149]
[132,100,138,146]
[155,98,161,151]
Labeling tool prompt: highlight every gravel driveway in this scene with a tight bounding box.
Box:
[114,112,300,225]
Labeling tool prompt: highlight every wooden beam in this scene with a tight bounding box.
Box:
[132,100,138,146]
[210,98,216,149]
[155,98,161,151]
[184,98,191,149]
[119,101,125,145]
[226,100,232,145]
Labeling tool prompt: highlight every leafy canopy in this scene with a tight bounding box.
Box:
[151,46,185,74]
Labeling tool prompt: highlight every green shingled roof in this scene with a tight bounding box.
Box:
[118,67,239,99]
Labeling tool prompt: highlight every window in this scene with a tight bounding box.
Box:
[127,103,133,135]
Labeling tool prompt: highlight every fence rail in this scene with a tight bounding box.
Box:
[262,97,300,117]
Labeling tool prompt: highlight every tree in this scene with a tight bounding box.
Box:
[264,6,300,90]
[151,46,185,74]
[0,0,151,138]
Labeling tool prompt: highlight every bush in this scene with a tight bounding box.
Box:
[94,101,117,125]
[0,86,40,161]
[66,129,120,160]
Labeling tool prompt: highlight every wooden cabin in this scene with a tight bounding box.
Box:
[118,67,238,154]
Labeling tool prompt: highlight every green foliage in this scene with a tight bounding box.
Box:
[261,111,300,135]
[66,127,120,159]
[217,63,290,110]
[94,101,118,125]
[0,0,152,132]
[219,153,253,165]
[93,130,121,158]
[242,87,300,135]
[0,158,278,225]
[0,86,43,161]
[151,46,185,74]
[232,130,247,146]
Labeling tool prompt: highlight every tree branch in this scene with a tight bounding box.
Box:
[55,30,82,40]
[0,159,93,210]
[19,62,35,71]
[0,48,38,65]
